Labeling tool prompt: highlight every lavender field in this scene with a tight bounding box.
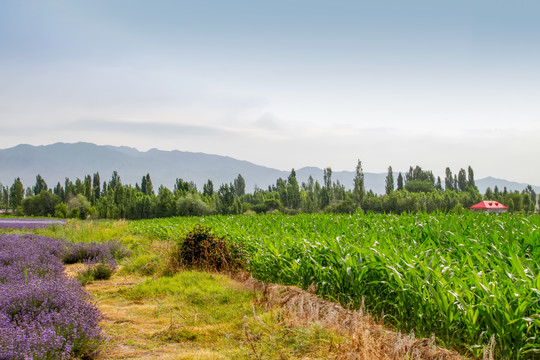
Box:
[0,233,105,359]
[0,218,66,229]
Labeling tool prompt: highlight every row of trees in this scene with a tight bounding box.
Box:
[384,165,478,194]
[0,162,537,219]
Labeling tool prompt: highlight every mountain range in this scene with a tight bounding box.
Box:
[0,142,538,195]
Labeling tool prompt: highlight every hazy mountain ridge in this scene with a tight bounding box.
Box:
[0,142,538,195]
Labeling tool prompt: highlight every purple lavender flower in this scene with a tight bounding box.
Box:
[0,234,105,359]
[63,239,130,264]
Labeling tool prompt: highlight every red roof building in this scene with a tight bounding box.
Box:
[469,200,508,213]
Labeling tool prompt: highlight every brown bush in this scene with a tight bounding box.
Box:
[171,224,244,272]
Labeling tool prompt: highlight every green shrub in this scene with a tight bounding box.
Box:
[77,259,117,284]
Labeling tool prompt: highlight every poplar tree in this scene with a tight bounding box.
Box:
[467,166,476,190]
[2,186,8,211]
[93,172,101,201]
[457,169,467,192]
[435,176,442,191]
[287,169,301,209]
[444,167,453,191]
[353,160,365,208]
[54,182,65,201]
[33,174,48,195]
[84,175,92,200]
[233,174,246,197]
[203,180,214,196]
[9,178,24,210]
[64,178,75,199]
[321,167,333,208]
[397,173,404,191]
[141,173,154,196]
[385,166,394,195]
[109,171,121,192]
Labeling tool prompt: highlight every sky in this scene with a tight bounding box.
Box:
[1,0,539,185]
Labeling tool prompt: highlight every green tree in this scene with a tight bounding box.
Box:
[233,174,246,197]
[141,173,154,196]
[109,171,121,192]
[457,168,467,192]
[323,168,332,191]
[484,187,494,200]
[2,186,9,212]
[203,179,214,197]
[93,172,101,201]
[53,182,64,201]
[9,178,24,210]
[302,175,317,212]
[435,176,442,191]
[102,181,108,197]
[405,180,435,193]
[287,169,301,209]
[397,172,404,191]
[177,193,215,216]
[64,178,75,199]
[444,167,453,191]
[320,167,332,209]
[406,165,435,184]
[67,194,93,219]
[523,193,531,213]
[218,183,236,214]
[505,192,522,212]
[524,185,537,213]
[155,186,176,217]
[494,186,500,199]
[33,174,48,195]
[174,178,196,195]
[22,191,61,216]
[467,166,476,190]
[275,178,288,207]
[508,198,515,212]
[75,178,85,195]
[352,160,365,209]
[54,203,68,218]
[385,166,394,195]
[84,175,92,201]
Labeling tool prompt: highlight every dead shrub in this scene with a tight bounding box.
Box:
[170,224,244,272]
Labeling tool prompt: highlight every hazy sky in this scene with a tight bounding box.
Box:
[1,1,539,184]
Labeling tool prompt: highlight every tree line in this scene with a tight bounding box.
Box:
[0,162,537,219]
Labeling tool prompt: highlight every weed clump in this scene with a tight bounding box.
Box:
[171,224,244,272]
[77,258,118,285]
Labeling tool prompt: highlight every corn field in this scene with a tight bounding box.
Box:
[130,212,540,358]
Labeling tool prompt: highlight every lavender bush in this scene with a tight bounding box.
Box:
[63,239,131,264]
[0,234,105,359]
[0,234,65,284]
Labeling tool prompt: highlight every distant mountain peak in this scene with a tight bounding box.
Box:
[0,142,538,194]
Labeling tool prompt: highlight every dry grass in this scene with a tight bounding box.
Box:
[241,273,466,360]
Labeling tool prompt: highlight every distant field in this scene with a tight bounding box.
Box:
[0,218,66,229]
[130,212,540,358]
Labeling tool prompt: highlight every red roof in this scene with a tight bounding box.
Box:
[469,200,508,210]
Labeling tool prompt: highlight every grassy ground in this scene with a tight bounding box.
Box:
[79,268,345,359]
